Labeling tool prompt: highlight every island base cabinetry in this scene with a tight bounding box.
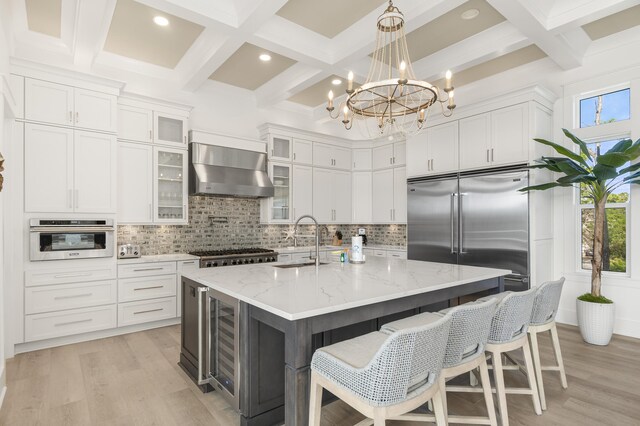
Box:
[234,276,504,426]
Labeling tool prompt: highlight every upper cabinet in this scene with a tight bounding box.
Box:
[24,79,117,133]
[292,139,313,165]
[154,112,188,147]
[117,100,190,147]
[268,135,292,162]
[312,169,351,223]
[407,122,458,177]
[118,105,153,143]
[459,104,528,170]
[313,143,352,170]
[352,148,372,171]
[372,141,406,170]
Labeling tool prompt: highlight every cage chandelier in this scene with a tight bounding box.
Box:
[327,0,455,137]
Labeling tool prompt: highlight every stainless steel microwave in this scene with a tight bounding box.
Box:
[29,219,115,261]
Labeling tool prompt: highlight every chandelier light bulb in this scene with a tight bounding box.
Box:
[327,90,334,110]
[343,105,349,117]
[347,71,354,92]
[399,61,406,79]
[445,70,452,89]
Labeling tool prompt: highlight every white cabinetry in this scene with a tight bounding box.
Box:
[293,139,313,164]
[313,169,351,223]
[25,123,116,213]
[352,172,372,223]
[352,148,372,170]
[264,162,292,222]
[372,167,406,223]
[373,142,406,170]
[292,165,313,219]
[313,143,352,170]
[459,104,528,170]
[118,105,153,143]
[154,147,188,223]
[25,78,117,132]
[407,122,458,177]
[154,111,188,147]
[117,142,153,223]
[268,135,292,161]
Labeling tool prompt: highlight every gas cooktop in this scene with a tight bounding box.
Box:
[189,248,278,268]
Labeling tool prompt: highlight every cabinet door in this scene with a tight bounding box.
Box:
[491,104,528,166]
[459,113,491,170]
[292,165,313,219]
[372,169,394,223]
[406,132,429,177]
[393,167,407,223]
[312,168,333,223]
[118,142,153,223]
[74,130,117,213]
[393,141,406,166]
[333,170,352,223]
[118,105,153,143]
[332,145,352,170]
[154,112,188,147]
[154,147,188,223]
[74,88,117,132]
[313,143,334,168]
[24,124,74,212]
[269,135,292,161]
[352,172,372,223]
[352,148,372,171]
[428,121,459,175]
[372,144,394,170]
[292,139,313,164]
[270,162,292,222]
[24,79,74,126]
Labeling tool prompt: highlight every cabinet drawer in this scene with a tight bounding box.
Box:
[25,280,117,314]
[118,275,176,302]
[118,261,176,278]
[373,250,387,257]
[118,297,177,326]
[26,264,117,287]
[25,305,117,342]
[387,251,407,260]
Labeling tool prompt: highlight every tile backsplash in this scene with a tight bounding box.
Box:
[117,196,406,255]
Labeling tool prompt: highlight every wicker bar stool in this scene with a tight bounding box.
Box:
[471,287,542,426]
[527,278,568,410]
[308,313,453,426]
[380,298,499,426]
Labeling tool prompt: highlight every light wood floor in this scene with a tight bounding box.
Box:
[1,324,639,426]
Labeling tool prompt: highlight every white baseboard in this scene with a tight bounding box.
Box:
[14,317,180,355]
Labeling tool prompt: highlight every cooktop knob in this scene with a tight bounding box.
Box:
[249,259,255,263]
[222,261,228,266]
[212,262,218,267]
[258,258,263,263]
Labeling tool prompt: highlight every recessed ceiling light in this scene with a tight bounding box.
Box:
[332,79,342,85]
[461,9,480,20]
[153,16,169,26]
[259,53,272,62]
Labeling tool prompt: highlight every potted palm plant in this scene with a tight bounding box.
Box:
[521,129,640,345]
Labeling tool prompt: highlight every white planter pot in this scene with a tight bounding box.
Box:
[576,298,615,345]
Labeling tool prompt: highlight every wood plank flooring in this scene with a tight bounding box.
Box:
[1,324,639,425]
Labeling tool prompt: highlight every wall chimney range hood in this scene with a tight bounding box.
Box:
[189,142,274,198]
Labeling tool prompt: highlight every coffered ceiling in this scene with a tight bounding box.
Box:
[9,0,640,119]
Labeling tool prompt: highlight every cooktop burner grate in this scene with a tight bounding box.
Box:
[189,248,275,257]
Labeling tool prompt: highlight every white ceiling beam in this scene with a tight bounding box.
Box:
[71,0,117,70]
[546,0,639,33]
[487,0,588,69]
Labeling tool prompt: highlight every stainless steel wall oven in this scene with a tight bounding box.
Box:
[29,219,115,261]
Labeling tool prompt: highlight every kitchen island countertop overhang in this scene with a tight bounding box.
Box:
[182,257,511,321]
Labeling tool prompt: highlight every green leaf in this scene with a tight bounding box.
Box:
[519,182,573,192]
[623,170,640,182]
[557,175,597,184]
[593,163,619,181]
[554,159,590,175]
[562,128,592,160]
[596,152,630,168]
[533,138,587,166]
[618,162,640,175]
[623,139,640,160]
[608,138,633,153]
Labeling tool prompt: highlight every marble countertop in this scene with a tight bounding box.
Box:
[117,253,199,264]
[183,257,510,321]
[273,244,406,253]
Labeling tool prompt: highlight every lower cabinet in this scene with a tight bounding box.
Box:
[118,297,177,327]
[25,305,117,342]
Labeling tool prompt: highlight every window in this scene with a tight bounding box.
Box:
[579,88,630,128]
[579,139,630,273]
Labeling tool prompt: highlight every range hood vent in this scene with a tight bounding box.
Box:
[189,143,274,198]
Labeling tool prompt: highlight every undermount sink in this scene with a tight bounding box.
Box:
[273,261,329,269]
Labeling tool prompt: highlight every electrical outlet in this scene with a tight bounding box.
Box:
[358,228,366,235]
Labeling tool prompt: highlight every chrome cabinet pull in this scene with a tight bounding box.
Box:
[486,149,490,162]
[54,293,92,300]
[133,286,164,291]
[54,272,92,279]
[76,112,79,123]
[390,209,393,220]
[75,189,79,209]
[69,111,73,123]
[132,267,164,272]
[491,148,494,162]
[133,308,163,315]
[293,153,296,160]
[55,318,92,327]
[149,130,153,140]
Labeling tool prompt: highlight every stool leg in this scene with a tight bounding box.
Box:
[529,331,546,410]
[490,350,509,426]
[550,323,568,389]
[373,410,386,426]
[438,374,448,424]
[308,372,323,426]
[432,389,447,426]
[522,338,542,415]
[479,356,498,426]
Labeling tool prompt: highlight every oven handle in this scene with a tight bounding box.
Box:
[29,226,115,233]
[197,287,210,385]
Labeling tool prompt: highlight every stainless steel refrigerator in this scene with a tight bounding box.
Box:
[407,167,530,291]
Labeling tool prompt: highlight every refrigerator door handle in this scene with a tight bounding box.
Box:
[459,193,468,254]
[450,193,457,254]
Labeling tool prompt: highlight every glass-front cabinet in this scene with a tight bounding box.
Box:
[269,162,291,222]
[154,147,188,224]
[268,135,292,162]
[154,111,188,147]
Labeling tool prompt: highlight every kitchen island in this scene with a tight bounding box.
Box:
[182,256,510,426]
